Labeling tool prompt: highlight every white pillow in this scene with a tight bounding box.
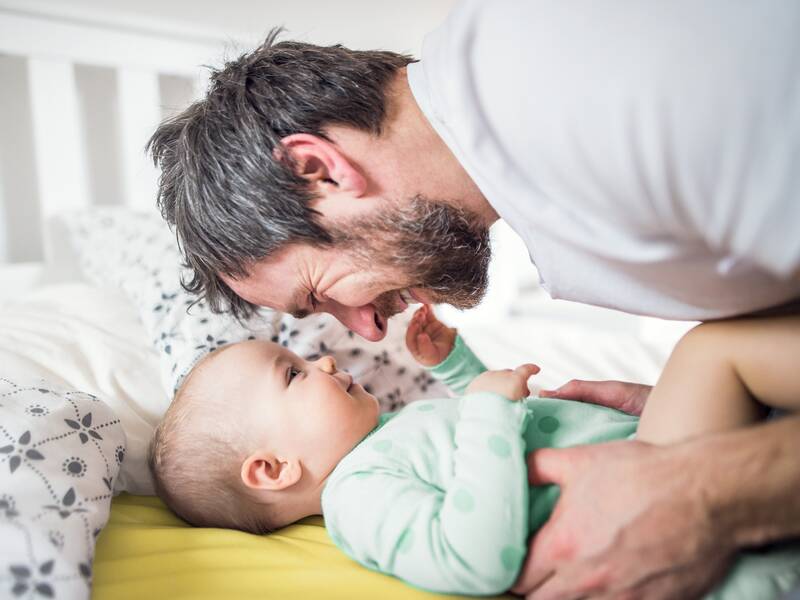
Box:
[0,376,125,600]
[56,208,447,400]
[0,284,164,495]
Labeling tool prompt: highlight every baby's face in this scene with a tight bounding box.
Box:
[210,340,380,480]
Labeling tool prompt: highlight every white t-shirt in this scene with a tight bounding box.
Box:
[407,0,800,320]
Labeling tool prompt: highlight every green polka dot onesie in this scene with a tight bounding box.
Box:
[322,336,800,596]
[322,335,637,595]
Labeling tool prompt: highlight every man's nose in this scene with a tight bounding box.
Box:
[316,355,337,374]
[326,302,387,342]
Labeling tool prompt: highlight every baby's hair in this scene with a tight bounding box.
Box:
[148,345,277,534]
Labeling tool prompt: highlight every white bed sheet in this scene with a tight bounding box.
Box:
[0,282,168,494]
[452,307,693,393]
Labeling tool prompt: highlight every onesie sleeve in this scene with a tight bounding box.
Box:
[322,392,529,595]
[427,334,488,395]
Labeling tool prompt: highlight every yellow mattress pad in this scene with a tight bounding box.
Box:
[93,494,511,599]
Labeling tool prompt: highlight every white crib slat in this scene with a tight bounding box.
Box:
[0,166,6,263]
[117,68,161,212]
[192,70,210,102]
[27,58,90,219]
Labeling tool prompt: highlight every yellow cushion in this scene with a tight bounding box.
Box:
[93,494,511,599]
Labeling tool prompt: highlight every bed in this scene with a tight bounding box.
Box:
[0,5,700,599]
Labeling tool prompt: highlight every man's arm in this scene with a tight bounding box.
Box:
[706,415,800,548]
[513,415,800,599]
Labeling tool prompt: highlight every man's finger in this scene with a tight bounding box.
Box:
[540,380,649,415]
[526,563,599,600]
[526,447,581,486]
[541,380,593,401]
[512,517,574,595]
[522,548,618,600]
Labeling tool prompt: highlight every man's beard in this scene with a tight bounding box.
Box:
[329,196,492,320]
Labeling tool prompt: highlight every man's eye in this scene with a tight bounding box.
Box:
[287,366,301,383]
[308,293,318,310]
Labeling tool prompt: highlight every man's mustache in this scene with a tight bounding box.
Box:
[372,290,407,320]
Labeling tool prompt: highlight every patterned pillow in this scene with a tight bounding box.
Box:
[56,208,448,411]
[0,377,125,600]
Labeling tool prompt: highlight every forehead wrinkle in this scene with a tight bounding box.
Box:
[306,246,353,299]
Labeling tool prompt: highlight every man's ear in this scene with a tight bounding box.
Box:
[240,451,302,492]
[279,133,367,196]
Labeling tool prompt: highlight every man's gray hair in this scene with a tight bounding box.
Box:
[148,28,414,318]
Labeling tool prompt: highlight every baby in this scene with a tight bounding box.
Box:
[149,307,800,596]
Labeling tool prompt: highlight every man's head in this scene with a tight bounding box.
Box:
[149,29,494,341]
[149,339,380,532]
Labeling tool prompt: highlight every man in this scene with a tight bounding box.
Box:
[149,1,800,597]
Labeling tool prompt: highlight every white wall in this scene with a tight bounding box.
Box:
[0,0,457,264]
[19,0,456,54]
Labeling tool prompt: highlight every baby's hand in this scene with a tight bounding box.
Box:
[405,304,457,367]
[466,364,541,401]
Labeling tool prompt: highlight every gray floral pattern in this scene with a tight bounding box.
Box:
[0,378,125,600]
[58,208,449,412]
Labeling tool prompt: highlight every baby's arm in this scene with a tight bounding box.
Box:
[323,390,532,594]
[638,315,800,444]
[406,305,492,395]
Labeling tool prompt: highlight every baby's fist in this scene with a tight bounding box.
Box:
[405,305,457,367]
[466,364,540,401]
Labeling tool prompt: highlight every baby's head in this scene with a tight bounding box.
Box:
[148,339,380,533]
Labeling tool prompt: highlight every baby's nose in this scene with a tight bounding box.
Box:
[317,355,337,374]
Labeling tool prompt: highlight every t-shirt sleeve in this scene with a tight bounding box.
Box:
[426,335,487,396]
[322,392,529,595]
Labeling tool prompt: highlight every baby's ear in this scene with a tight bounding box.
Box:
[241,452,302,492]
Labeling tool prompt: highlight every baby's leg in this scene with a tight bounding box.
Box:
[637,315,800,445]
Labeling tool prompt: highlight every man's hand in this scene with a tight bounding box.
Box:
[405,304,457,366]
[466,364,540,400]
[540,380,652,416]
[513,440,733,599]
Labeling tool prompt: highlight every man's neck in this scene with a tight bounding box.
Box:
[388,68,499,226]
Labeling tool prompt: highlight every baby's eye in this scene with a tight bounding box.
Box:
[287,366,302,383]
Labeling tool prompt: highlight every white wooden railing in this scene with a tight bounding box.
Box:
[0,1,229,274]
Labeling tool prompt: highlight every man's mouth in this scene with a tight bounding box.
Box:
[370,288,428,336]
[373,310,386,333]
[398,289,416,307]
[397,288,426,310]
